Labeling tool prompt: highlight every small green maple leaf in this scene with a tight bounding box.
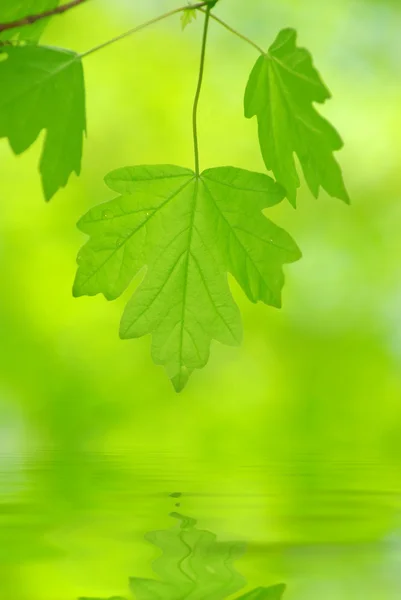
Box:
[0,0,60,42]
[181,8,197,30]
[244,28,349,206]
[73,165,301,391]
[0,45,86,200]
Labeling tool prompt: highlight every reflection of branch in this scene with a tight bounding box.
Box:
[0,0,88,34]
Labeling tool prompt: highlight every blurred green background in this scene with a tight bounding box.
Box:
[1,0,401,598]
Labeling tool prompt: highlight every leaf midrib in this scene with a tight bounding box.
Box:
[269,58,325,140]
[178,178,199,373]
[269,51,326,94]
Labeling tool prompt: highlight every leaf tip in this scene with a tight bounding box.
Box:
[271,583,287,598]
[43,183,55,202]
[269,27,297,53]
[294,245,303,262]
[272,297,283,310]
[72,280,82,298]
[180,8,197,30]
[341,188,351,205]
[171,367,190,393]
[119,320,131,340]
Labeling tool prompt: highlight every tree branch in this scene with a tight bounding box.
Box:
[0,0,88,34]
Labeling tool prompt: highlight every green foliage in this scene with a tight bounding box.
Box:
[73,165,300,390]
[236,587,286,599]
[0,0,60,41]
[130,512,247,598]
[0,1,349,389]
[0,45,86,200]
[181,7,197,30]
[78,513,286,599]
[244,28,349,206]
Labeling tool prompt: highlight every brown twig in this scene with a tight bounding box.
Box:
[0,0,88,34]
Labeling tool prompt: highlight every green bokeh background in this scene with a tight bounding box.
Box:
[1,0,401,598]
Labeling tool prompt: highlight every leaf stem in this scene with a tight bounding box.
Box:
[80,2,209,59]
[192,6,211,176]
[200,9,265,54]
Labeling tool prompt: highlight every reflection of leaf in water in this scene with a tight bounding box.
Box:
[130,512,246,599]
[236,584,286,599]
[78,513,285,600]
[131,513,285,599]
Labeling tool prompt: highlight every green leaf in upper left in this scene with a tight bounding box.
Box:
[0,45,86,200]
[0,0,60,42]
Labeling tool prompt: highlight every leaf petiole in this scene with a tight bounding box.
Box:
[79,2,210,59]
[192,6,211,176]
[79,2,264,61]
[200,8,265,54]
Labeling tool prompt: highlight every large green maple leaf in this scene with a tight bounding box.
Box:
[73,165,301,391]
[0,0,60,42]
[244,28,349,206]
[0,45,86,200]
